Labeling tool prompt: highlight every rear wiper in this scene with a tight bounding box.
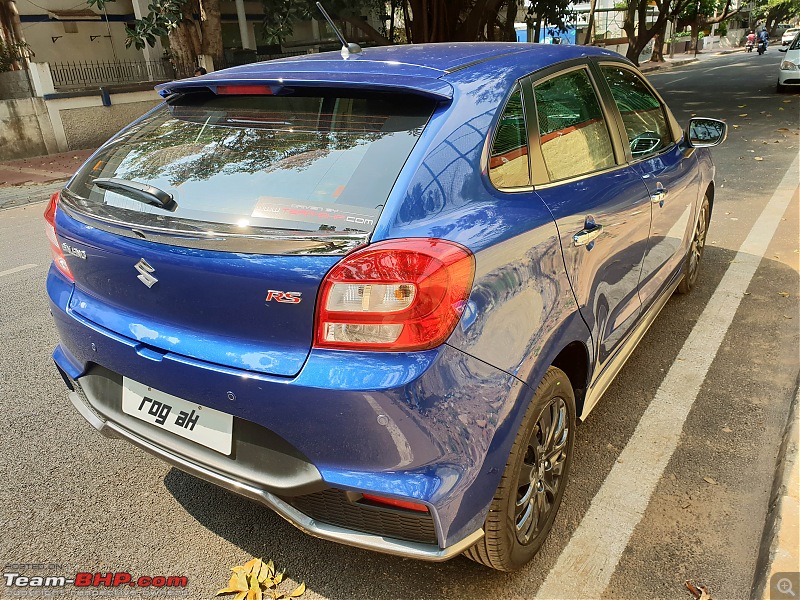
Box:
[92,178,177,212]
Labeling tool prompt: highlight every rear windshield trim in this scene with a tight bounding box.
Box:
[59,190,368,256]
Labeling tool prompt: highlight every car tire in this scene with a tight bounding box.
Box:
[777,82,787,93]
[464,366,575,571]
[677,194,710,295]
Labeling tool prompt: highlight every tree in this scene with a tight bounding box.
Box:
[526,0,573,43]
[260,1,531,46]
[754,0,800,35]
[621,0,672,65]
[678,0,740,54]
[87,0,223,72]
[649,0,695,62]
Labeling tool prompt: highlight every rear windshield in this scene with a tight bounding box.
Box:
[65,89,434,235]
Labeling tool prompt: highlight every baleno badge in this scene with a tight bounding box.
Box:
[135,259,158,288]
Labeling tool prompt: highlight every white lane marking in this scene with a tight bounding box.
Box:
[659,76,689,85]
[0,264,38,277]
[535,153,800,600]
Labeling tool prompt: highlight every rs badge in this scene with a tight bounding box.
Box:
[134,258,158,288]
[265,290,302,304]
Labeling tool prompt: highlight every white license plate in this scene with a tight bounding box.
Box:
[122,378,233,455]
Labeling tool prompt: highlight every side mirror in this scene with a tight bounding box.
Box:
[686,117,727,148]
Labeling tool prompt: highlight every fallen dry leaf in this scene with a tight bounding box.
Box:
[779,292,790,297]
[739,113,748,117]
[686,580,713,600]
[218,558,305,600]
[703,476,718,485]
[754,157,764,161]
[722,426,732,433]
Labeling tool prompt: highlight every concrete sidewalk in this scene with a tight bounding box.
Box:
[639,45,744,73]
[0,148,95,187]
[0,149,95,210]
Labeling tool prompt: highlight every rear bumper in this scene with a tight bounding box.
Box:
[48,266,525,558]
[67,385,483,561]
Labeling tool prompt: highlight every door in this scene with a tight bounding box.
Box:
[597,64,702,309]
[528,66,653,369]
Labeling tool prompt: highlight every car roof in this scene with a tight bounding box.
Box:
[157,43,625,101]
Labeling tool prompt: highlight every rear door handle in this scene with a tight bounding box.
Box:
[573,223,604,247]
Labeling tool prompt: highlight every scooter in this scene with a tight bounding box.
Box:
[757,39,766,54]
[746,39,754,52]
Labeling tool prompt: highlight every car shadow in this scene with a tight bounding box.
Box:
[163,243,799,599]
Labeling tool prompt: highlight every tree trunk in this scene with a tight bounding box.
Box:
[583,0,597,44]
[389,0,396,43]
[199,0,223,67]
[402,0,412,43]
[623,0,669,65]
[169,23,199,75]
[651,29,665,61]
[689,18,699,53]
[341,15,391,45]
[503,0,517,42]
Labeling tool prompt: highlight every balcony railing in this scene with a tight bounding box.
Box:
[48,59,193,90]
[47,51,310,91]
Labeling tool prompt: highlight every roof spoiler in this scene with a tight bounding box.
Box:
[156,72,454,101]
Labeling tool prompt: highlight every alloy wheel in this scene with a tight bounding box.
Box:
[514,396,569,545]
[688,201,708,284]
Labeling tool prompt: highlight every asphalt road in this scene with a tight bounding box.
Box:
[1,51,798,600]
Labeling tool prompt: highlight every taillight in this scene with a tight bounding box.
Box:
[314,238,475,351]
[44,191,74,281]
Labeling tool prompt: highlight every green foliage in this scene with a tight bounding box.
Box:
[258,0,384,46]
[87,0,182,49]
[0,40,32,72]
[259,0,314,45]
[526,0,574,34]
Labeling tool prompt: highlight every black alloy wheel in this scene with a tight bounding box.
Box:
[465,366,576,571]
[677,195,710,294]
[514,395,569,544]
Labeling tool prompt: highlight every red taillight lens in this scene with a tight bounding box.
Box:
[44,191,74,281]
[361,493,429,513]
[314,238,475,351]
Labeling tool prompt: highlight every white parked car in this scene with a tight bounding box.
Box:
[778,33,800,92]
[781,27,800,45]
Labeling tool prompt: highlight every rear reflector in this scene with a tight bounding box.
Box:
[43,191,74,282]
[361,494,429,513]
[314,238,475,351]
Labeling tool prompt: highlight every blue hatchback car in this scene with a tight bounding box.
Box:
[46,42,725,571]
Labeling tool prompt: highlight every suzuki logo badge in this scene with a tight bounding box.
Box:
[134,258,158,288]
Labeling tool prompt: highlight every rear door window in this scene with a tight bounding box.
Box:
[64,90,435,238]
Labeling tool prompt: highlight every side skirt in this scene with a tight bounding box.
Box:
[580,273,683,420]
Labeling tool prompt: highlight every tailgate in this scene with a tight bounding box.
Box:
[56,86,435,376]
